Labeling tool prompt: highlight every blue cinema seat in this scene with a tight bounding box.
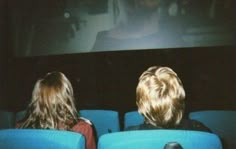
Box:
[15,110,27,123]
[0,129,85,149]
[189,110,236,149]
[98,130,222,149]
[0,111,15,129]
[79,109,120,137]
[124,111,144,129]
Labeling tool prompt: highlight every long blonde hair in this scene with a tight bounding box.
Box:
[20,72,78,130]
[136,66,185,128]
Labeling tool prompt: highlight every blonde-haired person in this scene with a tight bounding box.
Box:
[16,72,96,149]
[126,66,211,132]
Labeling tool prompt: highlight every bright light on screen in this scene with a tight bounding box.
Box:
[9,0,236,57]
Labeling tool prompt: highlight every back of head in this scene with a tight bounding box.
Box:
[136,66,185,128]
[164,142,183,149]
[20,72,78,130]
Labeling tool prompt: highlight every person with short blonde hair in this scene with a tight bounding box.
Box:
[126,66,211,132]
[16,72,96,149]
[136,66,185,128]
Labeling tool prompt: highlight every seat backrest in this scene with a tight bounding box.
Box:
[124,111,144,129]
[15,110,27,123]
[79,109,120,138]
[98,130,222,149]
[0,111,15,129]
[0,129,85,149]
[189,110,236,149]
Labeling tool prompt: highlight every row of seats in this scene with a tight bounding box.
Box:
[1,110,236,148]
[0,129,222,149]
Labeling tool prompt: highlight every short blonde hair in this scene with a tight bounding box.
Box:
[21,72,78,130]
[136,66,185,128]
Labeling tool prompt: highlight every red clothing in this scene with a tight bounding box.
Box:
[71,119,96,149]
[16,118,96,149]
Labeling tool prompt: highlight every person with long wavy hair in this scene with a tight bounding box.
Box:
[16,72,96,149]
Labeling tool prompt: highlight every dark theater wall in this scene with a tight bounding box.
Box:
[0,0,7,110]
[4,46,236,115]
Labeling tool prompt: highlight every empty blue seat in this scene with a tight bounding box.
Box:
[124,111,144,129]
[98,130,222,149]
[0,129,85,149]
[79,109,120,137]
[0,111,15,129]
[189,110,236,149]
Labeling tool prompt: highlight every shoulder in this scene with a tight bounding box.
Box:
[72,117,97,142]
[71,117,95,132]
[178,119,212,133]
[125,123,159,131]
[72,117,93,129]
[79,117,93,125]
